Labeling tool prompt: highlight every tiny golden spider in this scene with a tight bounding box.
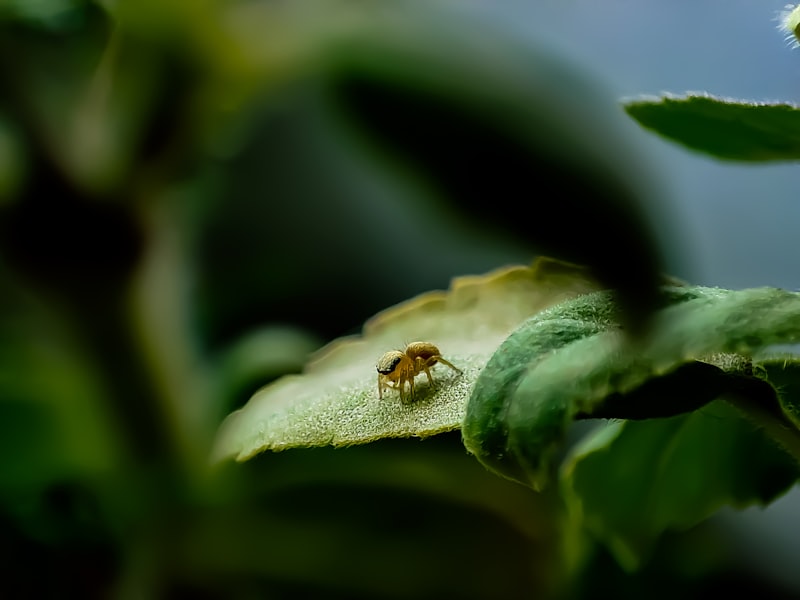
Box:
[376,341,462,402]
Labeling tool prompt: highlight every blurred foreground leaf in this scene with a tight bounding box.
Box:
[213,325,323,415]
[212,258,602,462]
[624,94,800,161]
[0,285,121,485]
[322,6,668,331]
[200,434,560,599]
[0,273,124,546]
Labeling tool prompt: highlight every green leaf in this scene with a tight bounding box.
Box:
[562,401,798,570]
[462,286,800,490]
[0,269,127,543]
[212,258,603,462]
[0,296,122,490]
[624,94,800,162]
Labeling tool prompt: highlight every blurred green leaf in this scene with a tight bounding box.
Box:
[562,401,797,570]
[0,303,122,490]
[0,0,88,31]
[0,114,27,205]
[214,325,323,414]
[212,258,602,462]
[624,94,800,161]
[0,275,125,547]
[462,286,800,490]
[0,8,192,199]
[196,435,560,599]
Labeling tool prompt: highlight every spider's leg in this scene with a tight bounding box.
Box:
[416,357,435,386]
[436,357,462,375]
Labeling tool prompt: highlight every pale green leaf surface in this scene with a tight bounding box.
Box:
[212,258,602,462]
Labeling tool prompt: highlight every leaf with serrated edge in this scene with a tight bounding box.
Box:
[624,94,800,162]
[212,257,602,462]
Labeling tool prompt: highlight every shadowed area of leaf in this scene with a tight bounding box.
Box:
[562,399,798,571]
[624,94,800,161]
[212,258,602,462]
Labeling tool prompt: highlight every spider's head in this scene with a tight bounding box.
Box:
[377,350,405,375]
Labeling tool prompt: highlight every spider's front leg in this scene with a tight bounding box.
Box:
[378,373,399,399]
[402,370,416,403]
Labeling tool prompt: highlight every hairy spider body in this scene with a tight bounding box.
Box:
[376,341,461,402]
